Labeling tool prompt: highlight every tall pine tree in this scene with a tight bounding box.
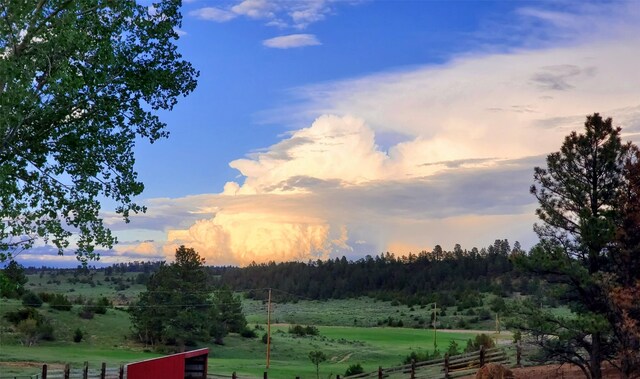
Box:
[515,113,640,379]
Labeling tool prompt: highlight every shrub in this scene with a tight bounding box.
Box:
[304,325,319,336]
[465,333,495,352]
[21,292,43,308]
[240,328,257,338]
[38,292,54,303]
[83,297,110,315]
[261,333,271,344]
[447,340,461,356]
[403,349,441,364]
[73,328,84,343]
[288,324,320,337]
[73,295,86,305]
[513,330,522,344]
[50,294,72,311]
[289,324,306,336]
[4,307,40,324]
[79,309,94,319]
[477,308,492,321]
[345,363,364,377]
[6,308,54,344]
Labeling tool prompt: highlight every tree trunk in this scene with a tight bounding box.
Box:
[590,333,603,379]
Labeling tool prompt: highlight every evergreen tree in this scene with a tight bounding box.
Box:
[515,113,639,379]
[131,246,213,347]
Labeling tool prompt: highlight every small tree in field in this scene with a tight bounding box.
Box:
[308,350,327,379]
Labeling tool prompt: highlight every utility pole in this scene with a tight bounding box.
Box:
[433,302,438,350]
[266,288,272,369]
[495,312,500,334]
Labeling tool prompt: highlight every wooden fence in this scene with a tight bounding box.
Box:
[341,346,511,379]
[31,362,125,379]
[7,345,533,379]
[205,346,526,379]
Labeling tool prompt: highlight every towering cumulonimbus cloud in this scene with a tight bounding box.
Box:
[116,2,640,265]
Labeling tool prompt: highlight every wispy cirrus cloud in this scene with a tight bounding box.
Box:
[262,34,321,49]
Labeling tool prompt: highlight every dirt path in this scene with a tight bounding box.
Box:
[442,329,512,335]
[337,353,353,363]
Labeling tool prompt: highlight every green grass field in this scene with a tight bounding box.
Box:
[1,274,511,378]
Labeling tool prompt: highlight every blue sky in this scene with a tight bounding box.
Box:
[15,0,640,267]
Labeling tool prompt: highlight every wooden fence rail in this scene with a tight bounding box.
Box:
[8,345,532,379]
[32,362,125,379]
[341,346,511,379]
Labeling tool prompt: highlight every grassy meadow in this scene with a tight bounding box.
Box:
[0,271,512,378]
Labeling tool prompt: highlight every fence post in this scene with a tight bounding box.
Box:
[479,346,485,367]
[410,359,415,379]
[42,364,47,379]
[444,353,450,379]
[378,366,383,379]
[119,364,124,379]
[337,375,341,379]
[264,371,268,379]
[232,372,237,379]
[100,362,106,379]
[64,363,70,379]
[83,361,89,379]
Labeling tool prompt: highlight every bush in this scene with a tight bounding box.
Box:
[4,307,40,324]
[240,328,257,338]
[79,309,94,319]
[21,292,43,308]
[261,333,271,344]
[50,294,72,311]
[289,324,306,336]
[447,340,461,356]
[403,349,441,364]
[37,292,54,303]
[513,330,522,344]
[465,333,495,352]
[288,324,320,337]
[304,325,319,336]
[345,363,364,376]
[73,328,84,343]
[477,308,492,321]
[82,297,110,315]
[5,308,54,344]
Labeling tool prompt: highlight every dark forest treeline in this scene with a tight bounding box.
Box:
[21,239,538,306]
[215,239,538,305]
